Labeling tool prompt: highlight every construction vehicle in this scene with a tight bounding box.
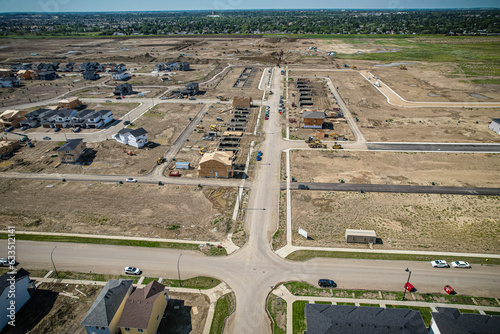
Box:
[199,148,207,155]
[305,137,314,143]
[210,125,220,131]
[351,66,357,69]
[399,65,407,70]
[157,157,165,165]
[123,150,134,156]
[308,139,326,148]
[216,96,228,101]
[332,142,343,149]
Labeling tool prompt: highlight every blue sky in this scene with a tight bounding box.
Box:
[0,0,498,12]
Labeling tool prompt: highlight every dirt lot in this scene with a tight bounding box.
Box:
[207,66,263,100]
[163,292,210,334]
[291,191,500,253]
[329,71,500,143]
[0,179,237,242]
[3,283,102,334]
[290,150,500,187]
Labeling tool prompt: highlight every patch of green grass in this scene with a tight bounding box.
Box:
[315,301,332,304]
[23,269,49,278]
[118,275,139,283]
[285,250,500,265]
[142,277,160,285]
[292,300,308,334]
[484,311,500,316]
[459,309,480,314]
[336,302,355,306]
[162,276,221,290]
[56,271,112,281]
[386,305,432,327]
[360,303,381,307]
[268,294,287,334]
[210,292,235,334]
[471,79,500,85]
[285,281,328,297]
[207,246,227,256]
[0,233,223,254]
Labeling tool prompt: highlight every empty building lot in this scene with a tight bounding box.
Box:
[290,150,500,188]
[290,191,500,253]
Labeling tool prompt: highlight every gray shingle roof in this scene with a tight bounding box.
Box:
[118,127,148,137]
[491,118,500,125]
[93,110,111,117]
[57,138,83,152]
[305,304,427,334]
[81,279,133,327]
[0,268,30,296]
[431,307,500,334]
[302,111,325,119]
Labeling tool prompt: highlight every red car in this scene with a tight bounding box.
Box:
[404,282,415,292]
[169,171,180,177]
[444,285,455,295]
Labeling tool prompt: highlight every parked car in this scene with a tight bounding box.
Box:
[160,97,168,100]
[20,126,28,131]
[404,282,415,292]
[105,99,112,102]
[298,184,309,190]
[126,178,137,183]
[43,136,51,140]
[0,258,11,267]
[451,261,471,268]
[318,279,336,288]
[5,127,14,132]
[430,260,449,268]
[189,97,196,100]
[71,127,81,133]
[444,285,455,295]
[169,171,180,177]
[116,96,122,100]
[123,121,131,125]
[53,127,60,132]
[256,156,262,161]
[124,267,141,275]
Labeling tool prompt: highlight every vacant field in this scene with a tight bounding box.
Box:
[3,283,101,334]
[207,66,264,100]
[290,150,500,187]
[0,179,237,242]
[291,191,500,253]
[331,71,500,143]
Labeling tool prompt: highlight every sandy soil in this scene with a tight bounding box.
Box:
[0,179,237,242]
[290,150,500,187]
[291,191,500,253]
[165,292,210,334]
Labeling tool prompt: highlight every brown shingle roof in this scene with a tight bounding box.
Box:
[117,281,167,329]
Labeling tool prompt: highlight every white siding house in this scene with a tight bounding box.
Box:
[0,269,34,331]
[112,71,130,81]
[113,127,148,148]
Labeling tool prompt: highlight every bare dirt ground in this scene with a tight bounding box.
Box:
[331,71,500,143]
[291,191,500,253]
[3,283,102,334]
[290,150,500,187]
[206,66,264,100]
[163,292,210,334]
[0,179,237,242]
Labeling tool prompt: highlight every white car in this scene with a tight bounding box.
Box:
[451,261,471,268]
[430,260,449,268]
[126,178,137,183]
[124,267,141,275]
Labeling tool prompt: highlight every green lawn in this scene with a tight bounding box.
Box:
[315,301,332,304]
[292,301,308,334]
[386,305,433,327]
[162,276,221,290]
[484,311,500,316]
[360,303,381,307]
[286,250,500,265]
[210,293,236,334]
[336,302,356,306]
[459,309,480,314]
[142,277,160,285]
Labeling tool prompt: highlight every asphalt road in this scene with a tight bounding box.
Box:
[281,182,500,196]
[367,142,500,153]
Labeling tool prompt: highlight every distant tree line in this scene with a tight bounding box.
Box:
[0,9,498,36]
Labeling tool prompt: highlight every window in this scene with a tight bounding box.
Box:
[124,328,130,332]
[157,315,159,320]
[138,330,143,333]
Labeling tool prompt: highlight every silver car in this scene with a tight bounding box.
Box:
[124,267,141,275]
[430,260,449,268]
[451,261,471,268]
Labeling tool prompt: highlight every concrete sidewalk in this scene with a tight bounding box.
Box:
[272,285,500,334]
[33,276,232,334]
[275,243,500,259]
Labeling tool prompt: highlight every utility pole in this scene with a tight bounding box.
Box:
[177,253,182,287]
[402,268,411,301]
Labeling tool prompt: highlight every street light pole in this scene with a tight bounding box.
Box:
[177,253,182,287]
[51,246,59,278]
[402,268,411,301]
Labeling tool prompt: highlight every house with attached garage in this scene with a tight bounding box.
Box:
[114,83,133,96]
[40,110,59,128]
[199,151,234,178]
[430,307,500,334]
[81,279,134,334]
[0,77,20,87]
[19,108,51,128]
[0,269,35,332]
[71,109,95,128]
[118,281,169,334]
[154,62,165,71]
[302,111,325,129]
[84,110,113,129]
[58,97,83,110]
[0,109,28,128]
[83,71,100,81]
[113,127,148,148]
[38,71,58,81]
[112,71,131,81]
[17,69,39,80]
[53,109,78,128]
[57,138,87,163]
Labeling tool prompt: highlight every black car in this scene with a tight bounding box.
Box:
[318,279,336,288]
[298,184,309,190]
